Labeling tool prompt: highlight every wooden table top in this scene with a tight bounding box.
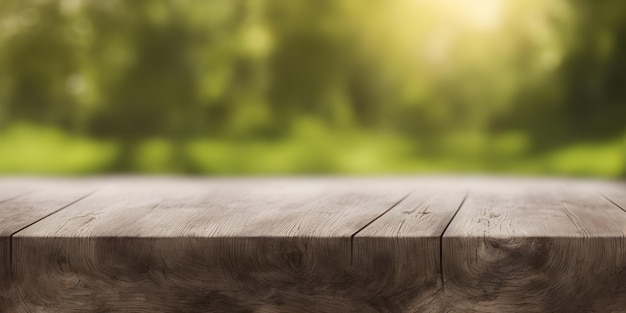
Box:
[1,177,625,312]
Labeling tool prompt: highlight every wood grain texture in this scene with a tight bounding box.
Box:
[0,179,95,236]
[352,186,467,312]
[600,181,626,213]
[0,179,33,291]
[2,177,626,312]
[9,178,454,312]
[441,179,626,312]
[0,179,94,309]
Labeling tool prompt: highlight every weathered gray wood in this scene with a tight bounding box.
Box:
[441,179,626,312]
[10,178,449,312]
[0,180,34,289]
[353,185,467,312]
[600,181,626,213]
[0,180,94,236]
[3,177,626,312]
[0,179,94,309]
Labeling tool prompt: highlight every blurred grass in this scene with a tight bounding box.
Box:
[2,122,622,177]
[0,123,117,174]
[0,1,624,177]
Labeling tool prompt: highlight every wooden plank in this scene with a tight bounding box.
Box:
[0,178,36,282]
[0,183,31,203]
[0,179,94,309]
[353,184,467,312]
[599,181,626,212]
[0,180,95,236]
[9,178,423,312]
[5,177,625,311]
[441,179,626,312]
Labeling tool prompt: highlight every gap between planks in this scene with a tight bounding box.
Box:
[601,192,626,214]
[4,186,471,286]
[435,187,626,294]
[349,192,412,265]
[438,192,468,292]
[7,183,623,292]
[4,187,417,272]
[8,189,99,281]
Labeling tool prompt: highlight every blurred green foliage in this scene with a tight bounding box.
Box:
[0,0,624,176]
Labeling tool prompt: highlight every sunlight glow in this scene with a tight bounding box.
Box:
[460,0,505,30]
[428,0,506,31]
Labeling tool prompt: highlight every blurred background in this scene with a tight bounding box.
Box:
[0,0,624,177]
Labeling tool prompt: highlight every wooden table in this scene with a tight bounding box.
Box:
[0,177,625,312]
